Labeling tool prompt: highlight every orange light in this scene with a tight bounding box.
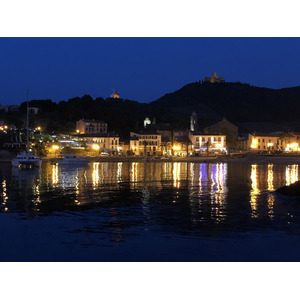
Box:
[92,144,100,150]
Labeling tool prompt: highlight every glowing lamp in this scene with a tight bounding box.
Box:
[92,144,100,150]
[287,143,299,151]
[52,145,60,150]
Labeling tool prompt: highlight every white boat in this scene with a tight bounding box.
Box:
[58,153,90,165]
[12,152,42,168]
[12,90,42,168]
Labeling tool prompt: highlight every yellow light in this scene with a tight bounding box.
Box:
[286,143,299,151]
[251,144,257,149]
[173,146,180,150]
[252,139,258,145]
[92,144,100,150]
[52,145,60,150]
[76,129,80,133]
[267,143,273,147]
[37,126,41,131]
[4,125,8,129]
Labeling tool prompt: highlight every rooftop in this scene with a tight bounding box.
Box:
[73,132,118,138]
[78,119,107,124]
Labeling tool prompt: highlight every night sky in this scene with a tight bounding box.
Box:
[1,37,300,105]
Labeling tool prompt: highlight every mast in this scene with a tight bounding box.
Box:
[26,89,29,153]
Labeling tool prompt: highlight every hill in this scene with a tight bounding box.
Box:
[150,81,300,127]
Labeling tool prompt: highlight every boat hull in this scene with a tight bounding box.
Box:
[12,158,42,168]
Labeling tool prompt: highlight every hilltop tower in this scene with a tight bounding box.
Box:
[190,111,198,131]
[110,90,120,98]
[203,72,225,83]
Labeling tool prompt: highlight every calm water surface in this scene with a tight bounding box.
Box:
[1,161,300,261]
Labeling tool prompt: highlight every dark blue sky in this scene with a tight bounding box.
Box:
[1,37,300,105]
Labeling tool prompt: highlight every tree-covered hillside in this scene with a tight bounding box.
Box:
[2,81,300,139]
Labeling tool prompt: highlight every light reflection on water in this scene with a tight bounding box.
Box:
[1,162,300,233]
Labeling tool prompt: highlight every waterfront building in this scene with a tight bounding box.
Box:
[130,131,161,156]
[76,119,107,135]
[237,132,296,152]
[172,135,193,156]
[246,133,282,152]
[189,132,227,155]
[280,132,300,152]
[75,133,120,155]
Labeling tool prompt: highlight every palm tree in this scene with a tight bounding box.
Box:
[142,140,148,155]
[206,141,211,156]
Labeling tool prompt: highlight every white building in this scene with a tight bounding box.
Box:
[130,131,161,156]
[189,132,227,154]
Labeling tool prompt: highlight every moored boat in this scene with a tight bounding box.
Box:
[11,91,41,169]
[12,152,42,168]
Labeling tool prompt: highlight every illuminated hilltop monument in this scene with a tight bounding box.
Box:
[111,90,120,99]
[203,72,225,83]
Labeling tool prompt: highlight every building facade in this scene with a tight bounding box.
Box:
[76,119,107,135]
[130,132,161,156]
[245,133,282,152]
[75,133,120,155]
[189,132,227,154]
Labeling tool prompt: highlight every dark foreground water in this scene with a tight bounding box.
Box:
[1,161,300,261]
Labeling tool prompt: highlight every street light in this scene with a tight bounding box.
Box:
[52,145,60,158]
[92,144,100,156]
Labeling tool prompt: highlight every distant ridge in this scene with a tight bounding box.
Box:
[150,81,300,124]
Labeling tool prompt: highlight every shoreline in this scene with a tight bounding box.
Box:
[43,154,300,164]
[2,154,300,164]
